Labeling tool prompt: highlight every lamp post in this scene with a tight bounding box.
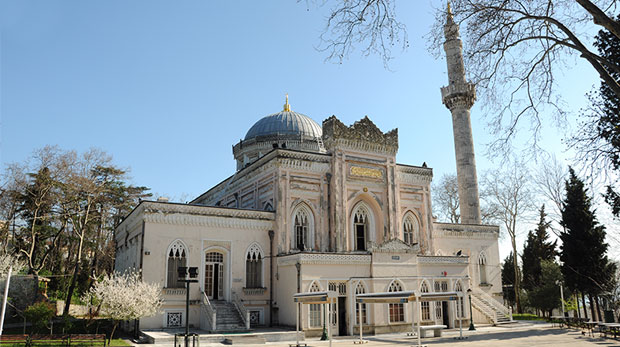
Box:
[178,266,199,347]
[467,288,475,331]
[555,280,565,317]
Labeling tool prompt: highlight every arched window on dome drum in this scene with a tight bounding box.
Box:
[403,213,418,245]
[294,209,309,251]
[353,206,369,251]
[355,282,367,324]
[420,281,431,321]
[388,281,404,323]
[245,244,263,288]
[167,241,187,288]
[308,282,322,328]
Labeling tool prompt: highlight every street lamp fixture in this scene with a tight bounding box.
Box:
[467,288,475,331]
[178,266,199,347]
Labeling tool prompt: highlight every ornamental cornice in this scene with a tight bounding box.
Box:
[144,211,274,230]
[433,222,499,239]
[276,158,330,173]
[143,201,275,220]
[368,238,420,254]
[417,255,469,264]
[277,253,372,266]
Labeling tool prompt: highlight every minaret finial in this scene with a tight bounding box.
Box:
[283,93,291,112]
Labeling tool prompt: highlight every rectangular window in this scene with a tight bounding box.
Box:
[356,224,366,251]
[421,302,430,321]
[309,304,322,327]
[389,303,404,322]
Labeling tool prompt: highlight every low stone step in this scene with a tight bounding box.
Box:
[223,336,266,345]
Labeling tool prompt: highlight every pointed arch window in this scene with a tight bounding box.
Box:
[353,206,370,251]
[403,213,419,245]
[294,208,309,251]
[479,252,488,284]
[167,240,187,288]
[355,282,367,324]
[245,244,263,288]
[420,281,431,321]
[388,281,404,323]
[308,282,322,327]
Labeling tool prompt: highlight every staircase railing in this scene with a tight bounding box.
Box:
[231,291,251,329]
[201,291,217,331]
[470,294,496,323]
[473,288,512,318]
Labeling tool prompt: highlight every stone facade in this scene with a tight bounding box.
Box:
[114,7,506,335]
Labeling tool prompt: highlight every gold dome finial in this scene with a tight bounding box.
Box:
[283,93,291,112]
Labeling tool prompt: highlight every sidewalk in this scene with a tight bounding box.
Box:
[143,321,620,347]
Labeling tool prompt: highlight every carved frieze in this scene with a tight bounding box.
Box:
[322,116,398,155]
[350,166,383,180]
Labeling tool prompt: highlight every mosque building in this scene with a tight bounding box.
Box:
[114,6,509,336]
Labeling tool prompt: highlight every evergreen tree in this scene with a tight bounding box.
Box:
[502,252,520,309]
[527,260,563,318]
[560,167,616,319]
[522,205,557,291]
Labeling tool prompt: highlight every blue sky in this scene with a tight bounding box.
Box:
[0,1,608,257]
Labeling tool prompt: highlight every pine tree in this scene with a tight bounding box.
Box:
[560,167,616,319]
[522,205,557,291]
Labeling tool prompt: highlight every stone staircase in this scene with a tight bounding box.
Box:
[212,300,249,332]
[471,288,513,325]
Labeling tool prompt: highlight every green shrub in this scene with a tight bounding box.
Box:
[512,313,546,320]
[24,301,56,333]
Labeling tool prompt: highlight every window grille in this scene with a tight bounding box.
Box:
[166,241,187,288]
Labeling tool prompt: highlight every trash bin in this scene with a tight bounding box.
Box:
[604,310,614,323]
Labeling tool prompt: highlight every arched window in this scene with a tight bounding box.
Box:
[479,252,488,284]
[245,244,263,288]
[403,213,419,245]
[420,281,431,321]
[455,281,465,318]
[293,207,309,251]
[308,282,322,328]
[166,240,187,288]
[388,281,404,323]
[353,205,370,251]
[355,282,367,325]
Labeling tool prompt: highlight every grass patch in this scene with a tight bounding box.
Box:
[512,313,547,321]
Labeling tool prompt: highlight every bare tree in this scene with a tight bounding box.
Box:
[432,173,461,223]
[533,153,567,233]
[482,158,537,313]
[312,0,408,67]
[427,0,620,156]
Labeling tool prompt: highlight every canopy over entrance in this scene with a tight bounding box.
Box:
[292,291,338,347]
[354,290,465,346]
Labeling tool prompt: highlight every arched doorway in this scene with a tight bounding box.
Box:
[205,251,225,300]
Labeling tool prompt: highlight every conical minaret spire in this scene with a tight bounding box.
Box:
[440,3,482,224]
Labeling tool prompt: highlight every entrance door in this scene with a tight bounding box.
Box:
[338,297,347,336]
[442,301,450,327]
[205,252,224,300]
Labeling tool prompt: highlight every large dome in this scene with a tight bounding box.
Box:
[244,111,322,140]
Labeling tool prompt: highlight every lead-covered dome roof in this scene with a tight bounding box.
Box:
[244,97,322,140]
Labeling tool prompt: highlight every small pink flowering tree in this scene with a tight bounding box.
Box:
[84,270,161,341]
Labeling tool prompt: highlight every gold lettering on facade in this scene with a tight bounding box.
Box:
[350,166,383,179]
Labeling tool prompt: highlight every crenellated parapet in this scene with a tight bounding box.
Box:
[322,116,398,155]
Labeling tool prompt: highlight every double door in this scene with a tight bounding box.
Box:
[205,252,224,300]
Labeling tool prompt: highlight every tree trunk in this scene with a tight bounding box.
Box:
[595,296,603,322]
[576,293,581,318]
[588,294,596,321]
[581,293,588,320]
[511,238,521,313]
[63,234,85,317]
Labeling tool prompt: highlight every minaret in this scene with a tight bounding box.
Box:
[440,3,482,224]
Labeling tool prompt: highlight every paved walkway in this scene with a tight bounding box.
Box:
[147,322,620,347]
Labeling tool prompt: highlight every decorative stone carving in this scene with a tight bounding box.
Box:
[367,238,420,254]
[417,255,469,264]
[322,116,398,155]
[350,166,383,179]
[277,253,371,266]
